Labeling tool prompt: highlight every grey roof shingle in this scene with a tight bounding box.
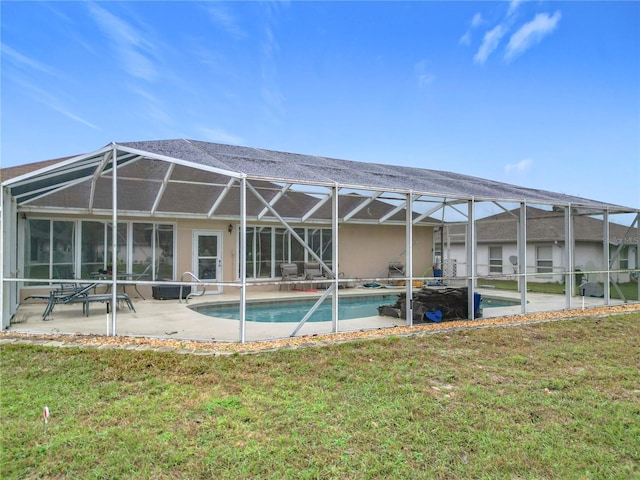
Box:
[3,140,637,218]
[441,206,634,244]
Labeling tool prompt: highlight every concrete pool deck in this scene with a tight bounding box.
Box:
[7,285,627,343]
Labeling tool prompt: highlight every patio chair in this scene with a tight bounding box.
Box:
[43,282,136,319]
[82,293,136,315]
[388,262,405,285]
[279,263,305,291]
[41,283,99,319]
[304,262,328,289]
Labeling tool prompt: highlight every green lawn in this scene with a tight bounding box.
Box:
[478,279,639,301]
[2,314,639,479]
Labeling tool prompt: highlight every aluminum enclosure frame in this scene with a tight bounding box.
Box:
[2,140,639,340]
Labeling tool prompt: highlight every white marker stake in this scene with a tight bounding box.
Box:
[43,406,50,428]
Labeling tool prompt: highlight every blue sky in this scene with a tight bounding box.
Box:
[1,1,639,211]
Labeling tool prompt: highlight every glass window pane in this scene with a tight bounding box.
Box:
[257,227,272,278]
[133,223,153,278]
[156,224,174,280]
[24,219,50,284]
[322,229,332,265]
[198,236,218,257]
[536,246,553,273]
[245,227,255,278]
[52,221,75,279]
[107,223,127,272]
[309,228,321,259]
[489,246,502,273]
[81,221,105,278]
[291,228,305,265]
[275,228,287,265]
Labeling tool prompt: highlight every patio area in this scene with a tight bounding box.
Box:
[7,285,624,343]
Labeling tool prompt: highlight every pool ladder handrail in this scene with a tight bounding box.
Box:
[179,271,206,303]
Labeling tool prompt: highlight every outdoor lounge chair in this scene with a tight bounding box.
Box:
[41,283,135,319]
[304,262,328,289]
[41,283,98,319]
[388,262,405,285]
[279,263,305,291]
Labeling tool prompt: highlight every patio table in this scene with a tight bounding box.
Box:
[91,272,147,300]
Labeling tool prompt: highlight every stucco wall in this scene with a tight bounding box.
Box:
[336,224,433,280]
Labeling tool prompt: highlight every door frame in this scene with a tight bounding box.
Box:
[192,230,223,294]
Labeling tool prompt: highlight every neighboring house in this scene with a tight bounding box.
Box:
[434,206,638,283]
[2,139,638,329]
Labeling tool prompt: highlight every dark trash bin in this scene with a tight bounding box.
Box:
[152,284,191,300]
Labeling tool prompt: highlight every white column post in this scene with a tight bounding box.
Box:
[466,199,476,319]
[603,208,610,305]
[332,184,339,333]
[111,144,118,336]
[518,202,527,313]
[564,205,574,309]
[405,192,414,326]
[239,176,247,343]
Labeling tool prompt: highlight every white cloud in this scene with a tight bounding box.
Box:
[196,127,244,146]
[10,75,99,130]
[87,3,159,81]
[414,60,435,87]
[460,13,483,46]
[459,31,472,47]
[205,3,246,39]
[1,43,56,76]
[507,0,525,17]
[474,24,507,64]
[505,11,561,62]
[505,158,533,174]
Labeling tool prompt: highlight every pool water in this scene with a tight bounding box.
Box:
[192,294,400,323]
[192,293,519,323]
[481,296,521,308]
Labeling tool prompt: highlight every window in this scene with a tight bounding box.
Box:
[489,246,502,274]
[25,219,175,283]
[243,226,331,279]
[24,219,75,284]
[620,247,629,270]
[536,245,553,273]
[81,221,105,278]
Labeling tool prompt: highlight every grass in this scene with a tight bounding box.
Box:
[2,313,639,479]
[478,279,639,301]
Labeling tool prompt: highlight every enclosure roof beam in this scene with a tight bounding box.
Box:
[343,192,382,221]
[257,183,291,220]
[150,163,175,216]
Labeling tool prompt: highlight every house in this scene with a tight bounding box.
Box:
[434,206,638,283]
[2,139,638,339]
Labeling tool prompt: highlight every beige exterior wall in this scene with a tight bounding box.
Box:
[336,224,433,280]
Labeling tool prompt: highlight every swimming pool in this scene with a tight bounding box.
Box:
[191,294,400,323]
[190,293,520,323]
[480,296,521,308]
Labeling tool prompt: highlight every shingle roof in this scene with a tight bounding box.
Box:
[3,140,637,221]
[119,139,631,209]
[441,206,634,244]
